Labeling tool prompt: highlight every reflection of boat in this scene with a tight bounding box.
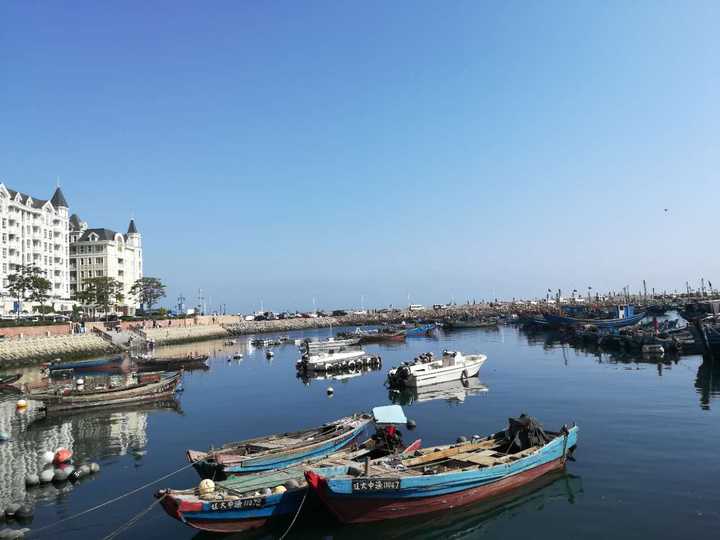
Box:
[27,372,182,413]
[387,351,487,388]
[159,407,418,533]
[36,396,183,419]
[306,416,579,523]
[48,356,124,372]
[298,363,382,384]
[187,414,372,478]
[390,378,488,405]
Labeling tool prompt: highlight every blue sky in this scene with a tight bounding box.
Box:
[2,1,718,312]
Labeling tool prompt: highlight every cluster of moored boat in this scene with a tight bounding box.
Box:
[157,406,579,533]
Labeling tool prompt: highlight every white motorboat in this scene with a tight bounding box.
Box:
[387,350,487,388]
[296,338,368,372]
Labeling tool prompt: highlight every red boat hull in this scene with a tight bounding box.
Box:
[160,493,267,533]
[307,456,565,523]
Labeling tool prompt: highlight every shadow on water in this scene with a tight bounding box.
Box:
[190,470,583,540]
[695,354,720,410]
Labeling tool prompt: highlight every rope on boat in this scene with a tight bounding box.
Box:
[278,490,308,540]
[26,461,196,537]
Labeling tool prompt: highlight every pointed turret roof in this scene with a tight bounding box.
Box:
[127,219,138,234]
[50,187,68,208]
[69,213,81,230]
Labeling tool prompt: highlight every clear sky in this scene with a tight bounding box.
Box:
[2,1,718,312]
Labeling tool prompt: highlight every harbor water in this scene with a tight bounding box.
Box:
[1,324,719,538]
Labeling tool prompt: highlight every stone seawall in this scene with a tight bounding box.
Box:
[0,334,122,367]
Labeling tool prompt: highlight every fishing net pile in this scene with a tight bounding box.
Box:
[495,414,554,452]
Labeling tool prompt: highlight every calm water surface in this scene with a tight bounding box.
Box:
[1,324,719,539]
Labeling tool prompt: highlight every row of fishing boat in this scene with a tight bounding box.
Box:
[157,407,579,533]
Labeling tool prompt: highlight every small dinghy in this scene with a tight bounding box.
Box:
[134,354,209,372]
[160,406,419,533]
[387,351,487,388]
[306,415,578,524]
[187,414,373,478]
[48,356,124,372]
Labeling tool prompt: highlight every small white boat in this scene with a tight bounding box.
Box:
[642,344,665,355]
[232,353,244,360]
[387,351,487,388]
[225,339,237,346]
[266,350,274,358]
[296,338,367,372]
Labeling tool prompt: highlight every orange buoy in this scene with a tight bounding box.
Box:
[53,448,73,465]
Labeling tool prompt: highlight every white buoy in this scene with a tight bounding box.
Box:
[39,469,54,483]
[40,451,55,465]
[326,386,334,396]
[89,463,100,474]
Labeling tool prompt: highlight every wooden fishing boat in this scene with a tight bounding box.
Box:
[306,415,578,524]
[156,406,421,532]
[159,407,419,533]
[187,413,372,478]
[387,351,487,388]
[134,354,209,372]
[48,355,124,372]
[340,328,406,343]
[27,372,182,413]
[0,373,22,387]
[443,319,498,330]
[402,323,436,337]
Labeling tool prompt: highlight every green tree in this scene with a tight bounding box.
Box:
[130,277,166,314]
[29,274,52,318]
[6,265,48,321]
[72,287,96,320]
[82,277,125,321]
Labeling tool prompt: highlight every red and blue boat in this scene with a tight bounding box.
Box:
[306,415,578,523]
[159,406,419,533]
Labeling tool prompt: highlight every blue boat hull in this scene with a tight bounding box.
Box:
[49,356,124,371]
[161,487,305,533]
[543,313,645,329]
[308,427,578,523]
[404,324,436,337]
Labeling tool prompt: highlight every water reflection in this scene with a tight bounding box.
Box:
[389,378,489,406]
[297,364,382,385]
[695,354,720,410]
[0,395,181,510]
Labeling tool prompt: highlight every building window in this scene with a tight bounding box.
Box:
[96,257,103,264]
[97,270,103,276]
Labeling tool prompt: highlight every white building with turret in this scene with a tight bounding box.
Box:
[69,216,143,315]
[0,184,73,315]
